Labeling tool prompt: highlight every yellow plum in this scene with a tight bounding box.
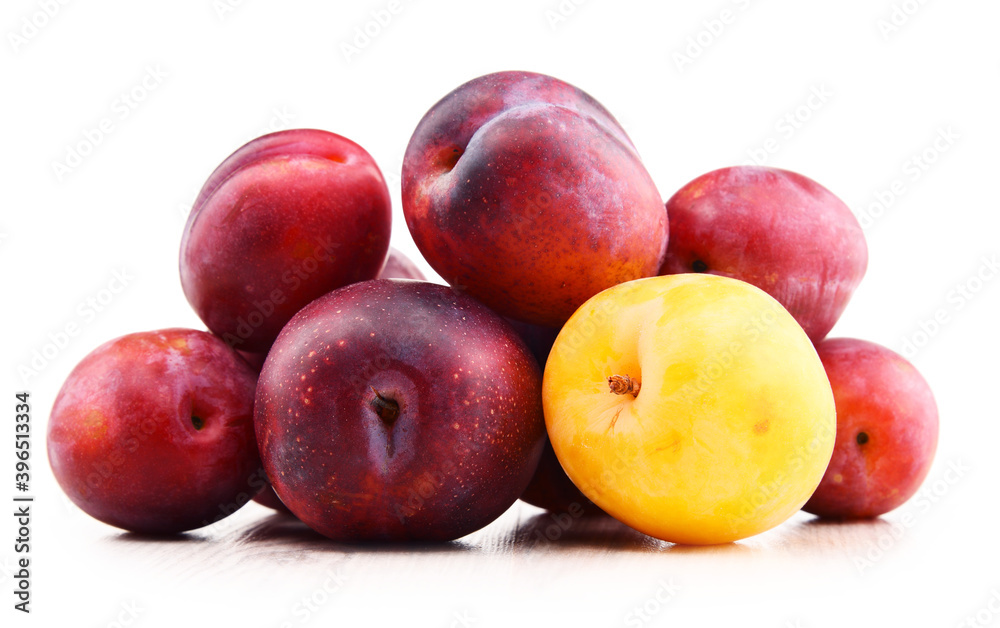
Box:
[542,274,835,544]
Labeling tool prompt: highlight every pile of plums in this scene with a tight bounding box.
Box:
[47,71,937,544]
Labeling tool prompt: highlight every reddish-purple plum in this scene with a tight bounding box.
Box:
[255,279,546,541]
[237,348,268,373]
[252,482,293,515]
[403,71,667,328]
[379,247,426,280]
[804,338,938,518]
[249,245,426,516]
[504,318,559,369]
[47,329,264,534]
[504,319,602,515]
[520,439,604,516]
[659,166,867,342]
[180,128,392,353]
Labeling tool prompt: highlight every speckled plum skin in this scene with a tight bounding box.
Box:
[180,129,392,353]
[255,279,546,541]
[247,246,426,516]
[659,166,867,342]
[47,329,264,534]
[803,338,938,519]
[402,71,668,328]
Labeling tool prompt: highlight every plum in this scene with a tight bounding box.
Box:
[47,329,263,534]
[254,279,546,541]
[180,128,392,353]
[804,338,939,518]
[659,166,867,342]
[402,71,667,328]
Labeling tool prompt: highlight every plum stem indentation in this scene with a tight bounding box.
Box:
[608,374,641,398]
[369,386,400,426]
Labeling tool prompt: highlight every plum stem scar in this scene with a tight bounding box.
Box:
[369,386,400,425]
[608,374,640,397]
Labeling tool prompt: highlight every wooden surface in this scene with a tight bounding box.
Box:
[21,484,992,627]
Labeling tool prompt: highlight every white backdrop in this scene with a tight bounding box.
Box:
[3,1,998,627]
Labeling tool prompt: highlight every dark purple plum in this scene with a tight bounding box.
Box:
[250,246,426,516]
[504,320,602,515]
[254,279,546,542]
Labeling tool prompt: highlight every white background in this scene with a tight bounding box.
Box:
[2,0,999,626]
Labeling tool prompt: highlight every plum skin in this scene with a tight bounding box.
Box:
[47,328,264,534]
[248,248,426,516]
[402,71,667,328]
[659,166,867,342]
[379,247,426,280]
[255,279,546,542]
[236,246,422,378]
[520,438,605,516]
[180,128,392,353]
[504,319,603,515]
[803,338,939,519]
